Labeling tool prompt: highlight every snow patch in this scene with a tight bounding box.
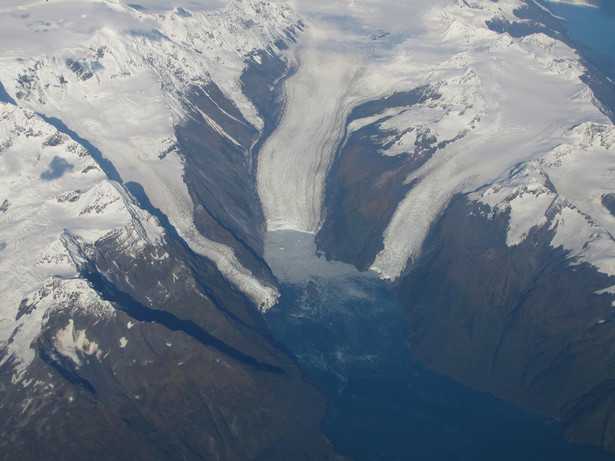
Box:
[54,319,103,366]
[550,206,615,276]
[473,162,556,246]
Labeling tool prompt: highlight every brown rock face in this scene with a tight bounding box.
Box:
[395,196,615,454]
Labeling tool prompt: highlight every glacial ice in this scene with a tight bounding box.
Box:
[257,26,363,233]
[257,0,615,283]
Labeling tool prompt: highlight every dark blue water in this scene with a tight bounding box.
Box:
[264,230,615,460]
[542,1,615,61]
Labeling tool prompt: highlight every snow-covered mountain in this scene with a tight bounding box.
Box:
[0,0,308,311]
[2,0,615,457]
[0,102,164,370]
[261,0,615,281]
[0,1,340,459]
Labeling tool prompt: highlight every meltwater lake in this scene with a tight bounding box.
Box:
[264,231,615,460]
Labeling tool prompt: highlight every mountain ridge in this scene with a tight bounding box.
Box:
[2,0,615,457]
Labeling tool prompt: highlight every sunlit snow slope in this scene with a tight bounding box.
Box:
[0,0,300,309]
[0,102,163,371]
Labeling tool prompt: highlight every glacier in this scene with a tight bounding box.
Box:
[254,0,615,281]
[2,0,615,458]
[256,25,363,232]
[0,0,301,309]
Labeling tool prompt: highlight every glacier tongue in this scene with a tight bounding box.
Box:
[369,0,614,280]
[257,25,363,233]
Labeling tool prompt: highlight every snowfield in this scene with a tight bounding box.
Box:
[0,0,297,310]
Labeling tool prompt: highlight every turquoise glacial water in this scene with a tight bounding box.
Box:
[264,231,615,461]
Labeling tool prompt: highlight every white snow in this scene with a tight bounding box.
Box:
[0,0,296,309]
[4,278,115,373]
[0,103,162,371]
[541,123,615,235]
[54,319,103,366]
[471,162,556,246]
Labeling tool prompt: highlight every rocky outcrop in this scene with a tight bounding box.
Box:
[0,225,339,461]
[316,87,441,270]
